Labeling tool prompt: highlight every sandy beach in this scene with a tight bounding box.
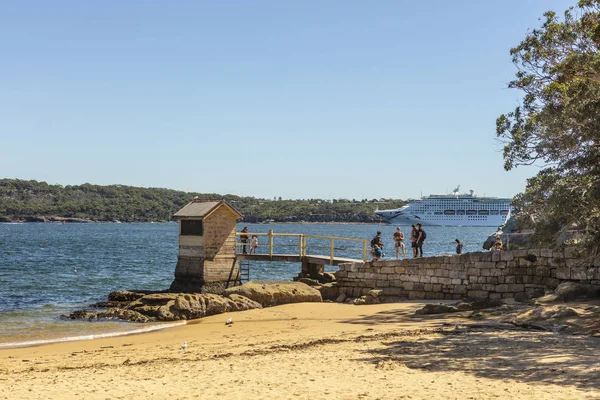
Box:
[1,301,599,400]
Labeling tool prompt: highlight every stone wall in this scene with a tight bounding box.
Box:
[336,248,600,300]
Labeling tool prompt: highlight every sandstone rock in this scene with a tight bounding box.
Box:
[223,282,322,307]
[513,293,530,303]
[353,296,367,305]
[298,278,321,287]
[553,282,600,302]
[468,310,486,320]
[156,293,262,321]
[108,290,149,302]
[136,293,180,305]
[318,283,339,301]
[89,300,132,309]
[455,298,503,311]
[535,294,560,304]
[67,310,98,320]
[415,303,458,314]
[71,291,263,322]
[516,305,579,322]
[67,308,151,323]
[96,308,151,323]
[127,304,162,318]
[317,272,336,283]
[335,293,347,303]
[366,289,384,305]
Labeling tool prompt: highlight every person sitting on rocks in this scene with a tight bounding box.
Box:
[494,236,504,251]
[455,239,463,254]
[371,231,384,261]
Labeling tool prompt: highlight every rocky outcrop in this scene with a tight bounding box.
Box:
[70,281,329,322]
[108,290,151,302]
[515,305,579,322]
[90,290,159,308]
[45,216,91,223]
[535,282,600,304]
[456,298,503,311]
[223,282,322,307]
[67,308,151,323]
[69,290,262,322]
[296,272,339,301]
[415,298,504,315]
[317,283,339,301]
[415,303,459,314]
[553,282,600,301]
[298,278,321,287]
[482,232,533,250]
[152,293,262,321]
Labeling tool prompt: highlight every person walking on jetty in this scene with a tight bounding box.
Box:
[415,223,426,257]
[393,227,406,259]
[240,227,249,254]
[250,235,259,254]
[455,239,463,254]
[371,231,384,261]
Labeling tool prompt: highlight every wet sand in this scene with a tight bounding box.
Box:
[1,302,599,399]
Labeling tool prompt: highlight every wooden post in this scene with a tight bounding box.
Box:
[268,229,274,257]
[329,238,335,265]
[299,234,303,257]
[362,240,368,262]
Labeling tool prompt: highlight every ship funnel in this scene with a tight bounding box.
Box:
[469,189,475,197]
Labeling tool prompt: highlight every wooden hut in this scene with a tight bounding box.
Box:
[169,199,243,293]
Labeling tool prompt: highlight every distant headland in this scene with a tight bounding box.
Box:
[0,179,406,224]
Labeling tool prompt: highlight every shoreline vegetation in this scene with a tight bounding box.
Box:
[0,178,404,224]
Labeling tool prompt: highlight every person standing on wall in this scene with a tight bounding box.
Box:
[240,226,249,254]
[393,227,406,259]
[455,239,463,254]
[410,224,418,258]
[415,223,426,257]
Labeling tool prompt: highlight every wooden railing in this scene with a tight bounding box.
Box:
[236,230,369,263]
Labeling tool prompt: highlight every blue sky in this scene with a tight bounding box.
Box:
[0,0,573,200]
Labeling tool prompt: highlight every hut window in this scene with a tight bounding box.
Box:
[181,220,203,236]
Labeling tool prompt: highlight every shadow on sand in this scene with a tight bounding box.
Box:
[344,306,600,390]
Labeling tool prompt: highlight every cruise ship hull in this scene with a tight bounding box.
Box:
[376,211,508,227]
[375,192,512,227]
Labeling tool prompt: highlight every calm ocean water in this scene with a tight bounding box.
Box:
[0,222,492,346]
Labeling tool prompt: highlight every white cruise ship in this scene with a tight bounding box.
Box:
[375,186,512,227]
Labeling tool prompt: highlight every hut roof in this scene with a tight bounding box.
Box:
[173,199,243,219]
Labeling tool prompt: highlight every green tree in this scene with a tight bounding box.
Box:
[496,0,600,249]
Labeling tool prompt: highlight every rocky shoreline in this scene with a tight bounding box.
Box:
[66,275,600,338]
[0,216,135,223]
[66,282,324,323]
[412,282,600,336]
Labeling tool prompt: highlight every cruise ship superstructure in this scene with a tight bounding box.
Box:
[375,186,512,227]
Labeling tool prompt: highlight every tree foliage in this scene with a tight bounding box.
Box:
[0,179,404,223]
[496,0,600,250]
